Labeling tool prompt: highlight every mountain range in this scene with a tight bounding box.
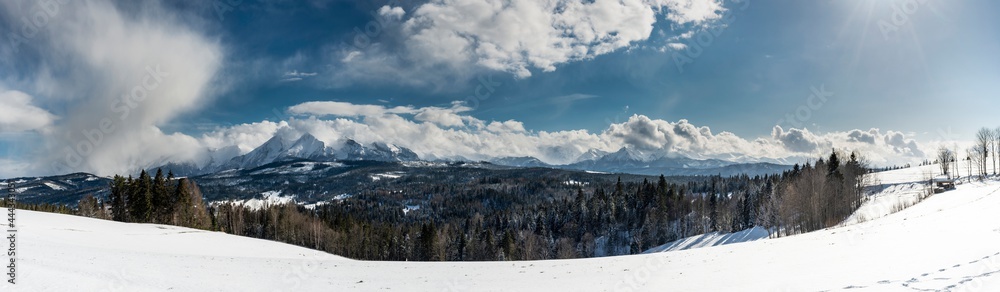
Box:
[155,133,419,176]
[151,132,790,178]
[491,146,792,177]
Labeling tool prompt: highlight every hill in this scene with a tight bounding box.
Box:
[12,165,1000,291]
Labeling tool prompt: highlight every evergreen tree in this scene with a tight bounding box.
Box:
[109,175,128,222]
[128,170,153,223]
[828,149,840,176]
[152,168,172,223]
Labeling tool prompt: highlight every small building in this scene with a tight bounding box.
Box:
[933,175,955,193]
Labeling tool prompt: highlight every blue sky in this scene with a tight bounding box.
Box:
[1,0,998,176]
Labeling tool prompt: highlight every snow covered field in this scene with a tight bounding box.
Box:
[11,165,1000,291]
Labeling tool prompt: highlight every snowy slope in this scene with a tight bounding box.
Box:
[13,165,1000,291]
[642,226,770,254]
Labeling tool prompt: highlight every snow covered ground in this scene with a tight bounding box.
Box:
[642,226,770,254]
[211,190,298,210]
[12,164,1000,291]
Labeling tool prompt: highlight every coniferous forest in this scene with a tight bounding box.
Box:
[57,149,872,261]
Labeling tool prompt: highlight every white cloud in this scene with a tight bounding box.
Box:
[284,70,318,77]
[665,42,688,50]
[280,70,318,82]
[652,0,725,24]
[336,0,728,85]
[0,90,56,133]
[288,101,417,117]
[487,120,527,133]
[772,126,826,153]
[200,120,289,153]
[0,0,224,176]
[340,50,362,63]
[200,104,934,169]
[377,5,406,20]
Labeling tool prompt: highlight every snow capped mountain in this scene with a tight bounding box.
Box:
[490,156,551,168]
[223,134,294,170]
[151,133,786,178]
[602,147,649,162]
[574,149,609,163]
[332,139,419,161]
[228,134,419,168]
[284,133,330,159]
[153,133,419,176]
[563,146,787,177]
[205,145,241,169]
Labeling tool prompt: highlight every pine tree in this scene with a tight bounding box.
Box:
[129,170,153,223]
[152,168,171,223]
[828,149,840,176]
[109,175,128,222]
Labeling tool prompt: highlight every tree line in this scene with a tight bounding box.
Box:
[97,169,211,229]
[206,149,871,261]
[13,149,873,262]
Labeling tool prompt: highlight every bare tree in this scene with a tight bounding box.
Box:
[937,146,953,178]
[955,144,961,179]
[967,149,975,181]
[994,127,1000,175]
[976,127,993,179]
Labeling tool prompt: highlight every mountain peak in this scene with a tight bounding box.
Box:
[575,149,609,163]
[603,147,649,162]
[285,133,327,159]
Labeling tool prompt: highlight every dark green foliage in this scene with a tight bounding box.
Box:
[100,168,211,230]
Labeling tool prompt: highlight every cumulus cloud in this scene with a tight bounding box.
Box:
[195,104,933,169]
[0,90,56,133]
[335,0,727,85]
[377,5,406,20]
[0,0,223,176]
[403,0,724,78]
[289,101,417,117]
[199,120,289,153]
[653,0,725,24]
[884,130,924,157]
[772,126,827,153]
[486,120,527,133]
[847,129,878,144]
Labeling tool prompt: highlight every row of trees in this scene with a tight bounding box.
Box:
[43,149,872,262]
[935,126,1000,181]
[204,149,871,261]
[767,150,872,236]
[971,127,1000,179]
[100,169,212,229]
